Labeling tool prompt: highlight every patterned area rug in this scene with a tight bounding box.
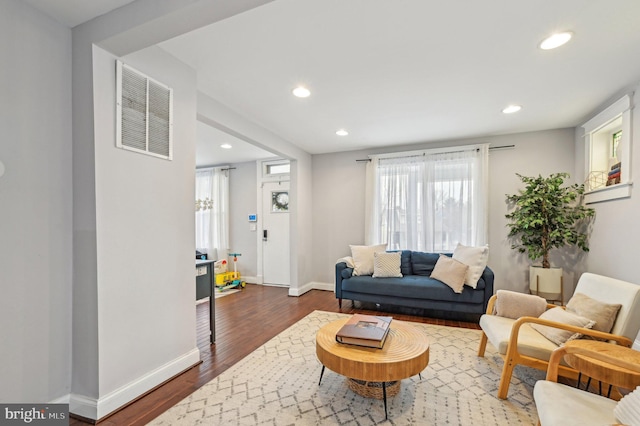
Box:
[150,310,542,425]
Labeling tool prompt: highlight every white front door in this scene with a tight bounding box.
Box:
[261,181,290,286]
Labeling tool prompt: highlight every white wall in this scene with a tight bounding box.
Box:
[0,0,72,402]
[311,128,578,296]
[229,161,259,279]
[90,45,199,408]
[579,83,640,283]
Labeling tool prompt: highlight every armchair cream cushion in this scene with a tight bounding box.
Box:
[493,290,547,319]
[534,380,618,426]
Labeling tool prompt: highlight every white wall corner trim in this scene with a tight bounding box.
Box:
[70,348,200,420]
[288,281,334,296]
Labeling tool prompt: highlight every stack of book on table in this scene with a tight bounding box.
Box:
[607,162,621,186]
[335,314,392,349]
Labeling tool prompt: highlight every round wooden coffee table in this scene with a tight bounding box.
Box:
[316,317,430,419]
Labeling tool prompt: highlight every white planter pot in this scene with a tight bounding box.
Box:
[529,266,563,303]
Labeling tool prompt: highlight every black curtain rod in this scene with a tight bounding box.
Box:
[220,167,237,171]
[355,145,515,162]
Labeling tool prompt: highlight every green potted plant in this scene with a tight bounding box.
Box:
[505,173,595,302]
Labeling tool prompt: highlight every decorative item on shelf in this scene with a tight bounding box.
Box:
[505,173,595,304]
[585,170,607,191]
[606,162,621,186]
[195,197,214,211]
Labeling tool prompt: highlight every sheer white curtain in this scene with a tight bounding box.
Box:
[365,145,488,251]
[195,167,229,260]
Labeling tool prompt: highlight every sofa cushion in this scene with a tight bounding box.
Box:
[410,252,440,276]
[341,275,486,305]
[399,250,412,276]
[430,254,468,294]
[452,243,489,289]
[350,243,387,276]
[372,251,402,278]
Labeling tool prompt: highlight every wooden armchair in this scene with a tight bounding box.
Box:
[534,340,640,425]
[477,273,640,399]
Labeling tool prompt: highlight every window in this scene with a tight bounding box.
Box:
[263,160,290,178]
[195,168,229,259]
[365,145,488,252]
[582,94,632,204]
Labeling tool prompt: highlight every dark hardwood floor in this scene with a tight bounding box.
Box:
[71,284,480,425]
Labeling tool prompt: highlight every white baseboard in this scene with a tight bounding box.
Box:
[288,281,333,296]
[70,347,200,421]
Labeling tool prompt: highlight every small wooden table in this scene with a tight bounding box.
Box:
[316,318,429,419]
[563,340,640,398]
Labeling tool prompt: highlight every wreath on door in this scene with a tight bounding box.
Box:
[272,191,289,212]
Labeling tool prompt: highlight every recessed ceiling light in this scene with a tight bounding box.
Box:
[502,105,522,114]
[292,86,311,98]
[336,129,349,136]
[221,144,232,149]
[539,31,573,50]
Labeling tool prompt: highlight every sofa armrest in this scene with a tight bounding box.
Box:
[480,266,495,312]
[335,262,353,299]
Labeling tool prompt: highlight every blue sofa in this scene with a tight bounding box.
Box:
[335,250,494,318]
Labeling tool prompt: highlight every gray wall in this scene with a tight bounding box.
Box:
[311,128,579,296]
[0,0,73,402]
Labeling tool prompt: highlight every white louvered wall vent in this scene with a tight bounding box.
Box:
[116,60,173,160]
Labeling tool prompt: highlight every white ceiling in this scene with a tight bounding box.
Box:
[26,0,640,158]
[23,0,137,27]
[160,0,640,154]
[196,122,276,167]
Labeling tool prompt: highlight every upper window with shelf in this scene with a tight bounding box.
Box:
[582,94,632,204]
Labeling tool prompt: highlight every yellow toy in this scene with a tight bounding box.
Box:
[215,252,245,291]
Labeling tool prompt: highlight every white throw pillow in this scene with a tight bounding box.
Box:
[452,243,489,288]
[349,244,387,276]
[372,251,403,278]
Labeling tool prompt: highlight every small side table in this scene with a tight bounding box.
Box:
[563,340,640,398]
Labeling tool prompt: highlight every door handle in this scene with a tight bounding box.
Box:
[263,229,268,241]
